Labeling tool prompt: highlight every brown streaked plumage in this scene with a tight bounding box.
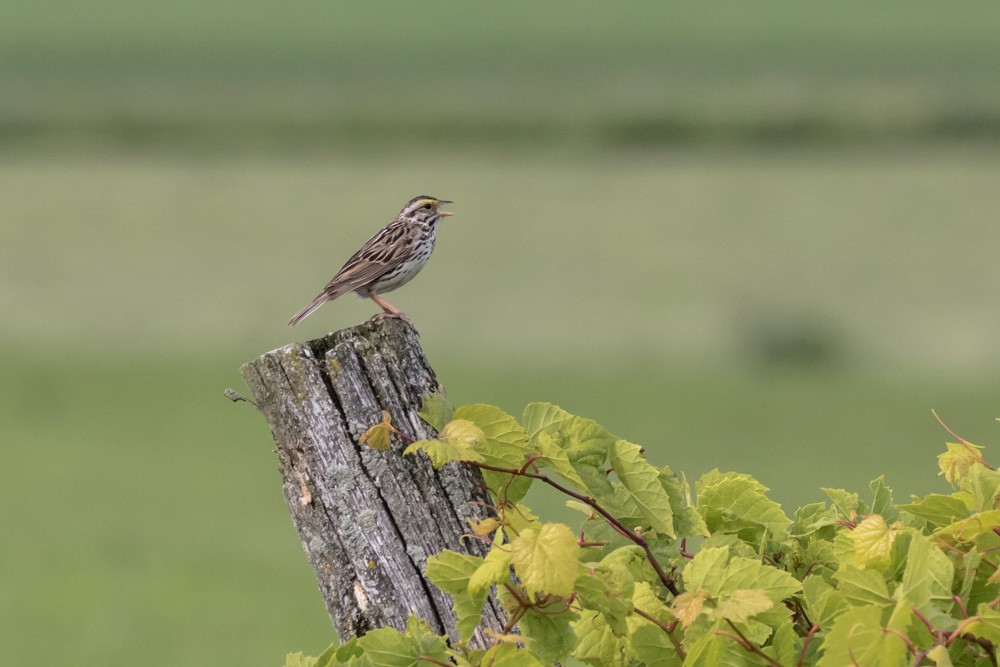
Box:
[288,195,453,326]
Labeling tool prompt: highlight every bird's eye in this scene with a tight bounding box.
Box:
[421,203,433,210]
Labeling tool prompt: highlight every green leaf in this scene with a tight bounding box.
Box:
[510,523,581,598]
[417,392,453,431]
[405,614,451,663]
[680,546,729,593]
[575,563,633,636]
[284,644,336,667]
[281,652,319,667]
[333,638,362,664]
[683,627,769,666]
[478,643,546,667]
[847,514,898,571]
[869,475,899,523]
[571,610,628,666]
[925,645,954,667]
[627,624,682,666]
[629,581,671,623]
[681,546,801,631]
[816,605,908,667]
[658,466,710,538]
[964,603,1000,644]
[468,537,514,595]
[696,470,791,542]
[832,565,894,608]
[898,493,970,527]
[802,575,847,629]
[454,404,534,503]
[534,430,586,488]
[426,550,488,642]
[767,620,801,666]
[899,533,954,613]
[609,439,675,537]
[522,403,617,501]
[822,487,868,518]
[453,404,533,465]
[503,502,540,536]
[792,501,838,533]
[355,616,449,667]
[562,417,618,497]
[967,465,1000,512]
[600,545,660,586]
[518,605,576,664]
[521,402,573,439]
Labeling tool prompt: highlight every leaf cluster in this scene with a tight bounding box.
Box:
[288,400,1000,666]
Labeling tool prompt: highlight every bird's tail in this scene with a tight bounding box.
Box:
[288,293,329,326]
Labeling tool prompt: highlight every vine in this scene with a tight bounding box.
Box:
[283,398,1000,667]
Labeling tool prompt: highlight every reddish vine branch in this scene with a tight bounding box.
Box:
[471,460,681,597]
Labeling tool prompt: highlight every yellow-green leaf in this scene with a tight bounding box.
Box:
[502,502,541,536]
[468,516,501,537]
[478,643,546,667]
[454,404,533,467]
[934,509,1000,544]
[402,419,486,468]
[710,588,774,623]
[670,589,708,628]
[848,514,898,571]
[926,645,954,667]
[359,410,394,451]
[938,441,987,487]
[509,523,580,598]
[468,537,514,595]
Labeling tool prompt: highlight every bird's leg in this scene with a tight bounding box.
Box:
[369,293,412,324]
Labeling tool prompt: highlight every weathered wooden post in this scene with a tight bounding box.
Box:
[240,317,507,646]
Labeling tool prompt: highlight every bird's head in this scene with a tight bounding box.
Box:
[400,195,453,223]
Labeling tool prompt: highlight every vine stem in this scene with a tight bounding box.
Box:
[418,658,453,667]
[932,409,994,469]
[472,461,681,596]
[720,619,783,667]
[797,624,820,667]
[633,607,686,659]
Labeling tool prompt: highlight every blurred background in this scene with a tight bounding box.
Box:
[3,0,999,663]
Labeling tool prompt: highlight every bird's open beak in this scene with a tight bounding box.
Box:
[438,200,454,217]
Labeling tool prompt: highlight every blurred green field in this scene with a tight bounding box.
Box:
[3,1,1000,665]
[3,1,1000,148]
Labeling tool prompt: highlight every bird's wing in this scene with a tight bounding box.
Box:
[321,220,419,298]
